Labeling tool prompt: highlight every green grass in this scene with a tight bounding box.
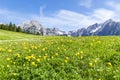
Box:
[0,29,120,80]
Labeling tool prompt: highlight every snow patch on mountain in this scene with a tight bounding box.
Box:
[90,26,101,33]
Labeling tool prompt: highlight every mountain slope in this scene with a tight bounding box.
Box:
[0,29,41,40]
[73,19,120,36]
[20,20,65,36]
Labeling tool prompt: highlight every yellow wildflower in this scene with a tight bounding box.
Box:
[51,56,54,59]
[64,49,66,51]
[64,60,68,63]
[55,53,58,56]
[89,62,93,67]
[14,53,20,57]
[13,62,16,64]
[35,46,37,49]
[31,62,35,66]
[80,55,83,59]
[107,62,112,66]
[31,46,34,49]
[30,54,35,59]
[66,57,69,60]
[17,54,20,58]
[36,58,40,62]
[13,73,17,76]
[75,52,80,56]
[7,58,11,61]
[43,56,47,60]
[90,43,93,46]
[42,48,45,51]
[97,41,101,44]
[7,65,10,68]
[94,59,97,63]
[23,64,25,67]
[29,49,31,52]
[25,56,29,60]
[80,51,83,54]
[8,49,12,53]
[57,47,60,50]
[24,47,27,50]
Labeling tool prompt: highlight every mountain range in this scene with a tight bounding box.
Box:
[20,19,120,36]
[20,20,66,36]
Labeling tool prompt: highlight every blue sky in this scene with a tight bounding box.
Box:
[0,0,120,31]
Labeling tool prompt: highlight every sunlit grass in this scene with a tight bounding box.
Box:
[0,29,120,79]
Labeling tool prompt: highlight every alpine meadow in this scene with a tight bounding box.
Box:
[1,0,120,80]
[0,29,120,80]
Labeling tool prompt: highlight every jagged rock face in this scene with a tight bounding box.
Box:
[77,28,87,36]
[20,19,120,36]
[68,30,78,36]
[20,20,65,36]
[46,28,65,36]
[21,20,44,34]
[75,19,120,36]
[98,20,120,35]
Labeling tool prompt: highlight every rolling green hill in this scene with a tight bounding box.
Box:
[0,29,120,80]
[0,29,40,40]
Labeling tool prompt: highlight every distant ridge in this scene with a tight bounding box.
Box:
[69,19,120,36]
[20,20,66,36]
[1,19,120,36]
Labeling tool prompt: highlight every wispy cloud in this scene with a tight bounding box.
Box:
[40,5,46,17]
[79,0,93,8]
[0,5,118,31]
[91,8,115,21]
[40,8,116,31]
[106,1,120,11]
[105,0,120,21]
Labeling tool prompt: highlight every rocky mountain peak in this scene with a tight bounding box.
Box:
[20,20,65,36]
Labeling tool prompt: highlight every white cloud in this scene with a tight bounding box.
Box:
[91,8,115,21]
[105,1,120,21]
[40,8,116,31]
[40,5,46,17]
[79,0,92,8]
[106,1,120,11]
[0,7,118,31]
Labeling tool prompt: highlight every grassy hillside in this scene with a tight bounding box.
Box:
[0,29,120,80]
[0,29,41,40]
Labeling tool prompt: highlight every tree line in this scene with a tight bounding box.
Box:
[0,22,22,32]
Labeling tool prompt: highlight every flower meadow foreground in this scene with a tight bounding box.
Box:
[0,35,120,80]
